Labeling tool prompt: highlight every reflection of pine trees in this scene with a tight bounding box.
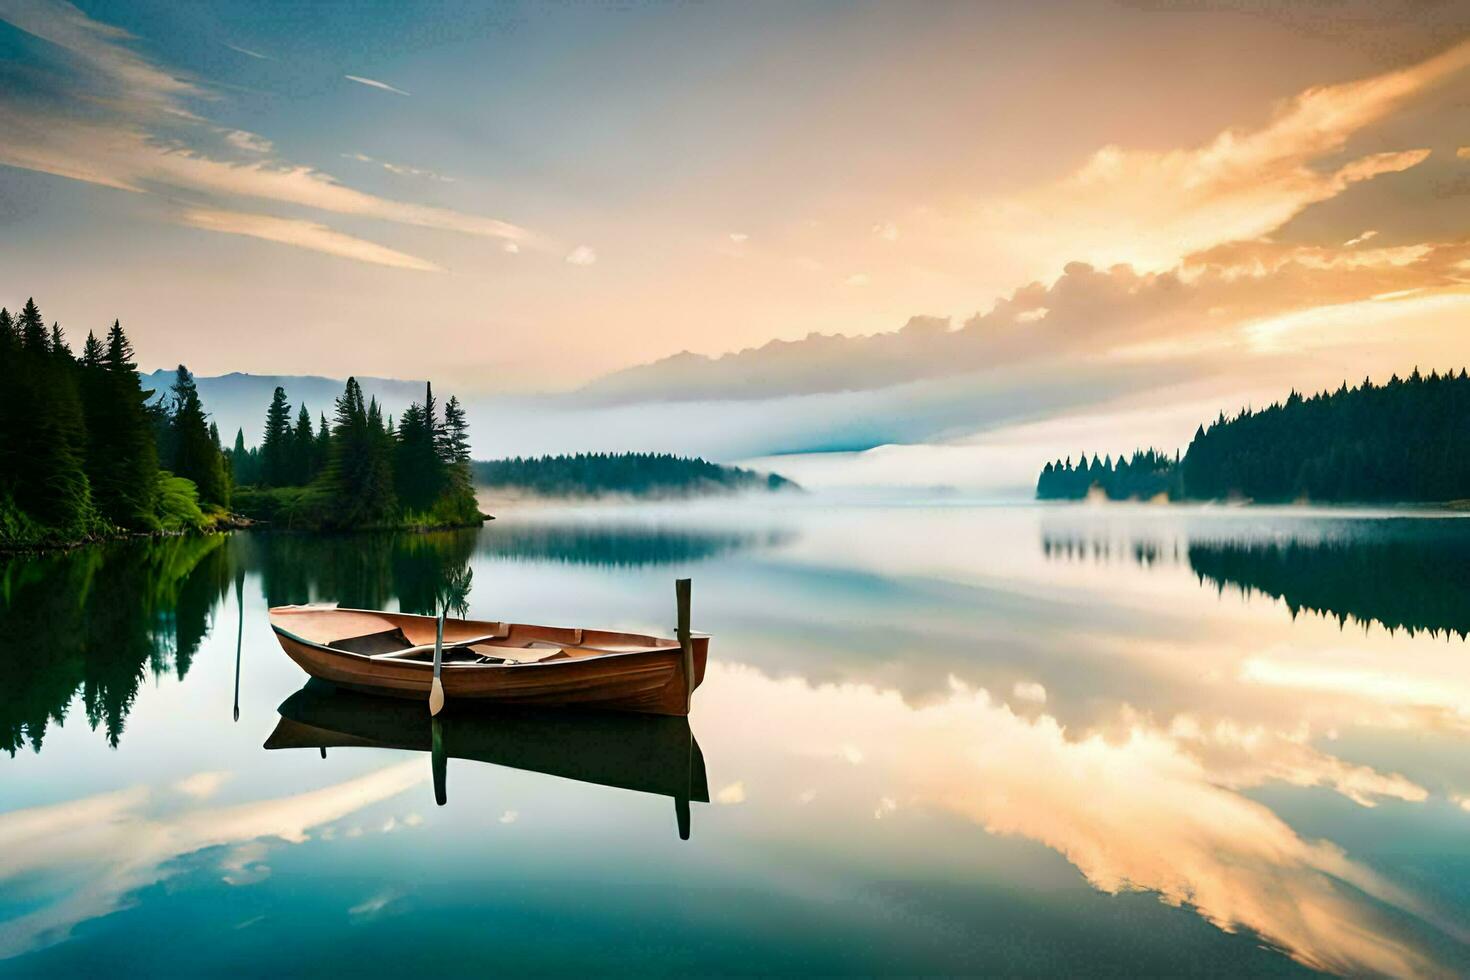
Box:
[477,523,791,568]
[0,534,230,754]
[1187,535,1470,639]
[243,528,478,614]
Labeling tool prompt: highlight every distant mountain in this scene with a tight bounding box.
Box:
[142,371,427,446]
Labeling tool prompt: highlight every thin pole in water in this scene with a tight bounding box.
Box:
[676,578,694,713]
[232,571,244,723]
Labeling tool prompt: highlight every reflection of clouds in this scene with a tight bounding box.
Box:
[1242,656,1470,733]
[348,888,403,921]
[715,782,746,805]
[0,762,424,959]
[1168,717,1426,808]
[705,664,1466,977]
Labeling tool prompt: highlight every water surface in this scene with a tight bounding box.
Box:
[3,501,1470,976]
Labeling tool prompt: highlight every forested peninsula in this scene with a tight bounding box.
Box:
[473,453,799,499]
[0,297,483,549]
[0,299,231,549]
[1037,370,1470,504]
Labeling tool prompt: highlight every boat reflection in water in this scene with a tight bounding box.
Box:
[265,679,710,839]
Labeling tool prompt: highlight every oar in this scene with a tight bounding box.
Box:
[429,599,446,716]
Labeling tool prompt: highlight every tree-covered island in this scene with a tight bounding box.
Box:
[473,453,799,499]
[1037,369,1470,504]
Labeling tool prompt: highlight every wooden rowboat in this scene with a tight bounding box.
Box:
[268,601,709,716]
[265,679,710,838]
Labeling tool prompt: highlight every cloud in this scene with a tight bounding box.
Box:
[174,771,232,799]
[871,221,898,242]
[844,273,870,287]
[0,0,200,116]
[342,152,453,182]
[579,237,1470,408]
[1343,229,1379,247]
[344,74,411,97]
[225,129,273,154]
[982,39,1470,275]
[348,889,401,919]
[565,245,597,266]
[498,809,518,824]
[1012,681,1047,703]
[0,762,424,959]
[503,241,520,254]
[0,112,527,241]
[178,208,441,271]
[224,42,271,60]
[715,781,746,804]
[0,1,528,267]
[729,232,749,244]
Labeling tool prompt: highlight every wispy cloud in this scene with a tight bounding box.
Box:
[976,38,1470,275]
[225,129,273,154]
[343,151,453,182]
[0,0,200,116]
[344,74,411,97]
[565,245,597,266]
[224,42,271,60]
[0,0,527,268]
[178,208,441,271]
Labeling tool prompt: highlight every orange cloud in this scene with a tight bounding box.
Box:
[178,208,442,272]
[974,39,1470,275]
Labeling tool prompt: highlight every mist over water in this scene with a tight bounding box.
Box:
[2,499,1469,976]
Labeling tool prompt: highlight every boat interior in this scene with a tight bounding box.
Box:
[274,607,678,666]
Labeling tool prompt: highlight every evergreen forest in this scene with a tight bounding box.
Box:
[1037,370,1470,503]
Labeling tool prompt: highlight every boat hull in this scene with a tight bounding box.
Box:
[269,608,708,716]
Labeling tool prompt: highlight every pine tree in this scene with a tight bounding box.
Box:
[18,299,46,352]
[169,365,229,509]
[442,395,471,463]
[229,428,254,486]
[394,383,445,511]
[80,331,103,368]
[88,320,161,529]
[49,323,70,361]
[10,298,93,534]
[260,386,293,487]
[0,308,14,356]
[292,403,315,484]
[321,378,397,527]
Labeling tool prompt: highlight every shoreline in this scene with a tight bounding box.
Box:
[0,513,491,556]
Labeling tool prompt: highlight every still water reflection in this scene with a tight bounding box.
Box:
[2,502,1469,976]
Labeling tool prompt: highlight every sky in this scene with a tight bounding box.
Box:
[4,0,1470,482]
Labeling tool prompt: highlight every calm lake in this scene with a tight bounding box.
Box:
[3,499,1470,976]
